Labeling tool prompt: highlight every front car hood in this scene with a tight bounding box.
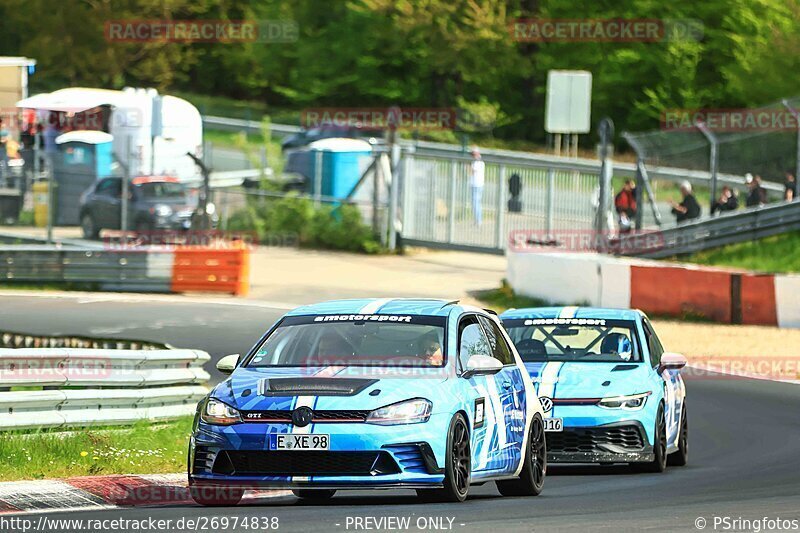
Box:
[210,366,450,412]
[524,361,651,399]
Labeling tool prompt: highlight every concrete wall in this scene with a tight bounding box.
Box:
[507,250,796,328]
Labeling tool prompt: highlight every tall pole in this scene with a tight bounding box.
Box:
[695,121,718,214]
[597,117,614,251]
[781,99,800,199]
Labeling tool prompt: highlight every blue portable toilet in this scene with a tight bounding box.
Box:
[306,138,374,199]
[53,130,114,225]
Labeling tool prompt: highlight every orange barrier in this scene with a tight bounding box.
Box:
[630,264,778,326]
[630,265,732,322]
[170,243,250,296]
[740,274,778,326]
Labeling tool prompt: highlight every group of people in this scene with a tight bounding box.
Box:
[614,170,798,231]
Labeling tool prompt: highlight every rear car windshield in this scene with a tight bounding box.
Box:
[502,318,642,363]
[135,182,186,199]
[247,314,447,367]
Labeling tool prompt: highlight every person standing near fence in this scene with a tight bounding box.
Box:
[784,170,796,201]
[614,179,637,234]
[470,147,485,226]
[669,180,701,224]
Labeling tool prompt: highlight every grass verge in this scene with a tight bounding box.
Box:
[474,280,561,313]
[679,232,800,274]
[0,417,193,481]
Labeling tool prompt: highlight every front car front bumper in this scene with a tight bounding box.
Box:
[188,414,450,490]
[547,420,654,463]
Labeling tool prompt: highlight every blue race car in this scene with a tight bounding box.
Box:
[189,299,546,504]
[500,307,688,472]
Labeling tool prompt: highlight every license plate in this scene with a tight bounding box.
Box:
[272,434,330,450]
[543,418,563,432]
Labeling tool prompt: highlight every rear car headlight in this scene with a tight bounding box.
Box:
[200,398,242,425]
[598,392,652,411]
[366,398,432,425]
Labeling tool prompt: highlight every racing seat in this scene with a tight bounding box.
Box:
[600,333,632,359]
[515,338,547,361]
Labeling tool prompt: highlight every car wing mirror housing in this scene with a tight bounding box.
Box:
[463,354,503,378]
[216,354,241,374]
[658,352,687,373]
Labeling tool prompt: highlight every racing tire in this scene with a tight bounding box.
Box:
[496,415,546,497]
[668,404,689,467]
[636,403,668,473]
[81,213,100,240]
[189,483,244,506]
[416,413,471,503]
[292,489,336,501]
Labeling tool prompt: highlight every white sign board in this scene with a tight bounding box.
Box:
[545,70,592,134]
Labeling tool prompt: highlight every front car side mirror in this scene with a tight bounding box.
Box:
[463,354,503,378]
[216,354,240,375]
[658,352,687,373]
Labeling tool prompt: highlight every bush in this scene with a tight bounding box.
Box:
[224,195,384,254]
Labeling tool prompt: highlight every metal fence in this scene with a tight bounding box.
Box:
[0,348,210,430]
[401,153,600,252]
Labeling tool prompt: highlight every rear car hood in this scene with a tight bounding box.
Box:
[524,361,650,398]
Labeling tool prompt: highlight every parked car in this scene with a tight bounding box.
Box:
[188,298,547,505]
[281,126,383,152]
[79,176,215,239]
[500,307,688,472]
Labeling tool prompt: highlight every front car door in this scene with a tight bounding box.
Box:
[642,317,685,448]
[478,315,527,473]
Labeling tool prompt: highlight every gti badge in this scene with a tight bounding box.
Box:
[539,396,553,413]
[292,406,313,427]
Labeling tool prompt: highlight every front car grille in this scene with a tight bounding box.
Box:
[241,410,370,423]
[213,450,400,476]
[547,424,646,454]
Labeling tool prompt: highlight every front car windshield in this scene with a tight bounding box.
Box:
[135,181,186,199]
[247,314,447,368]
[502,318,641,363]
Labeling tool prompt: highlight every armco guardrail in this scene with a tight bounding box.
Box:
[619,201,800,259]
[0,243,250,295]
[0,348,210,430]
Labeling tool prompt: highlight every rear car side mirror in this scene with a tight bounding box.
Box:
[216,354,240,374]
[463,354,503,378]
[658,352,687,373]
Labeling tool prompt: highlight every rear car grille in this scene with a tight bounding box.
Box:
[213,451,400,476]
[547,425,645,453]
[241,410,370,423]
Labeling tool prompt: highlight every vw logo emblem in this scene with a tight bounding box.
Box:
[539,396,553,413]
[292,406,313,427]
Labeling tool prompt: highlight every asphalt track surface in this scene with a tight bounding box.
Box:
[3,293,800,532]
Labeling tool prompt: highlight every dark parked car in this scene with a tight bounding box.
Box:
[281,126,383,152]
[79,176,201,239]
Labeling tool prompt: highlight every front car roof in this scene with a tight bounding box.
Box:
[500,306,642,322]
[284,298,462,318]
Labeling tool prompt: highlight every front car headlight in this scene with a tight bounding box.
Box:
[366,398,432,425]
[598,392,652,411]
[200,398,242,425]
[205,202,216,215]
[153,204,173,217]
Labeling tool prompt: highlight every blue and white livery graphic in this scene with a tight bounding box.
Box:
[188,298,546,504]
[500,306,689,472]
